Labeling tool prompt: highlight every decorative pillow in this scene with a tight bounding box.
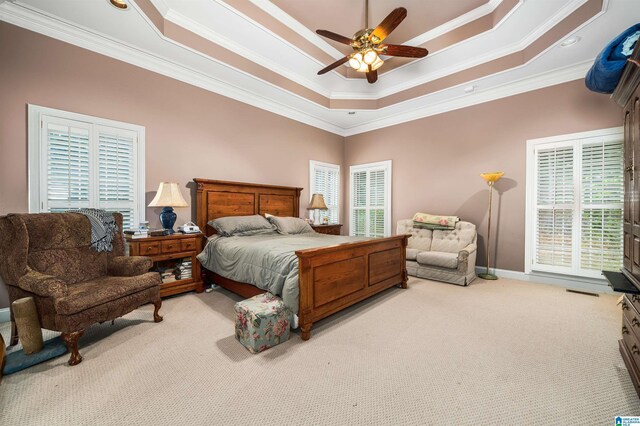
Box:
[208,215,275,237]
[268,216,314,235]
[413,212,459,229]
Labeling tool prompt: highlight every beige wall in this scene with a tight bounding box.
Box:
[343,80,622,272]
[0,22,623,310]
[0,23,344,308]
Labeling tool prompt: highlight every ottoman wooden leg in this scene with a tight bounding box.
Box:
[153,299,163,323]
[61,330,84,366]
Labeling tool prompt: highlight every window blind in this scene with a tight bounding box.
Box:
[349,161,391,238]
[530,135,623,278]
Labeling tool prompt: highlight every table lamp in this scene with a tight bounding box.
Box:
[307,193,328,225]
[148,182,188,234]
[478,172,504,280]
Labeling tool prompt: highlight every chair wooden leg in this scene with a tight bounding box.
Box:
[61,330,84,366]
[153,298,163,323]
[9,319,18,347]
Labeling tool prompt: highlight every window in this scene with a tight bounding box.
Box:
[525,128,624,279]
[309,161,340,224]
[349,160,392,237]
[28,105,145,229]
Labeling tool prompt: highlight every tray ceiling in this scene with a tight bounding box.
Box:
[0,0,638,136]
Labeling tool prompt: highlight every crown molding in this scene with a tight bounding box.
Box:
[247,0,346,61]
[0,1,345,135]
[0,1,597,138]
[341,61,591,136]
[148,0,170,17]
[370,0,595,96]
[404,0,506,47]
[164,6,333,98]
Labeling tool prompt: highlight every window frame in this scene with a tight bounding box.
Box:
[27,104,146,226]
[525,127,624,279]
[309,160,341,224]
[349,160,392,237]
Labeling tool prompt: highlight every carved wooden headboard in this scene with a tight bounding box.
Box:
[194,179,303,236]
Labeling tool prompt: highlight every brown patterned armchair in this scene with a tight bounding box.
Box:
[0,212,162,366]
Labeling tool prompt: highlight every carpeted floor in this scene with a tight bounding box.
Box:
[1,277,639,425]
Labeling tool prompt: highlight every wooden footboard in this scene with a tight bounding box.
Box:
[296,235,408,340]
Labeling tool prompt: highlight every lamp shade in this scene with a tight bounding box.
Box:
[480,172,504,183]
[148,182,188,207]
[307,193,328,210]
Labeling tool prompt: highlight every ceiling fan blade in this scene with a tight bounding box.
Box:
[366,67,377,84]
[370,7,407,43]
[380,44,429,58]
[316,30,353,45]
[317,56,350,75]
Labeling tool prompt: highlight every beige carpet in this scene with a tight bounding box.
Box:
[0,277,639,425]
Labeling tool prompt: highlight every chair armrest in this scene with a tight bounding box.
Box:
[18,271,68,298]
[458,243,477,261]
[108,256,153,277]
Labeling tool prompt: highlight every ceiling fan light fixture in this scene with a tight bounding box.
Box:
[370,57,384,71]
[357,61,369,73]
[349,52,365,70]
[363,49,378,65]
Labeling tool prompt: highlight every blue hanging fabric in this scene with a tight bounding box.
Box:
[585,24,640,94]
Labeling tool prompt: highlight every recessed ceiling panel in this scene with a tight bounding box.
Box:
[271,0,489,45]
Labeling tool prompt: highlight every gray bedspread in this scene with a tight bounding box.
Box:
[197,232,365,314]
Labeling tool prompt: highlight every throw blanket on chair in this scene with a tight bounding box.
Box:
[70,209,118,252]
[413,212,459,230]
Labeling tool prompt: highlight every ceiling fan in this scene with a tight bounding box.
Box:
[316,1,428,84]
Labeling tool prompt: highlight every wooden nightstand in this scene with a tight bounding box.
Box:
[126,233,204,297]
[311,224,343,235]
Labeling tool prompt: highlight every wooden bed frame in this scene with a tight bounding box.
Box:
[194,179,408,340]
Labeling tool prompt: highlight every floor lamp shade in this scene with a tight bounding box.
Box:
[478,172,504,280]
[307,194,328,225]
[148,182,188,234]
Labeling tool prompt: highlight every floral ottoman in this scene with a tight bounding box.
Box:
[234,293,291,353]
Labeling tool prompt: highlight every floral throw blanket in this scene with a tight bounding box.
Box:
[413,212,459,230]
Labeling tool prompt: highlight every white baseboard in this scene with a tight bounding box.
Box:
[0,307,9,323]
[475,267,612,294]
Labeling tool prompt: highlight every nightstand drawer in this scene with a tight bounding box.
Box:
[181,238,196,251]
[139,241,160,255]
[161,240,181,254]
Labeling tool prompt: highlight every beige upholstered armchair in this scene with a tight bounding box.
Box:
[397,219,477,286]
[0,212,162,365]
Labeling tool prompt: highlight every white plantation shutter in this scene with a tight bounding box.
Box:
[352,170,367,236]
[43,119,91,211]
[580,141,624,272]
[29,106,144,230]
[528,130,623,279]
[310,161,340,224]
[534,145,574,270]
[98,127,138,229]
[350,161,391,237]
